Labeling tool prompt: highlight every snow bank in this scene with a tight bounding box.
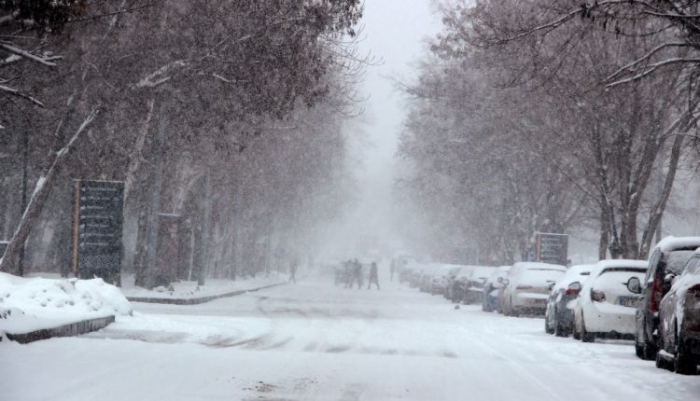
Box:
[0,273,131,335]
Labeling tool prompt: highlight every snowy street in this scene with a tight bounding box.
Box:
[3,268,699,401]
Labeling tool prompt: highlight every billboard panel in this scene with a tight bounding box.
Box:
[72,180,124,285]
[535,233,569,266]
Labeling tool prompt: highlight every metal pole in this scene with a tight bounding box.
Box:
[655,149,663,244]
[143,103,165,289]
[199,167,211,286]
[17,129,29,276]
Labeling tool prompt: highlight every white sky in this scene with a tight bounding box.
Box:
[336,0,442,253]
[356,0,442,179]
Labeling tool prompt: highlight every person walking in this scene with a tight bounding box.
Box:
[289,259,298,284]
[367,261,380,290]
[351,259,363,289]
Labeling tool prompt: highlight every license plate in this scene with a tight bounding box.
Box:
[618,297,639,307]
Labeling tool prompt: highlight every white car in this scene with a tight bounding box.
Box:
[501,262,567,316]
[573,259,648,343]
[429,264,460,295]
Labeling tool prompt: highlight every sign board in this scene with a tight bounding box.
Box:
[72,180,124,285]
[535,233,568,266]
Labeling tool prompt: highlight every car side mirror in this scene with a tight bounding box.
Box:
[569,281,582,292]
[627,277,642,294]
[663,273,676,285]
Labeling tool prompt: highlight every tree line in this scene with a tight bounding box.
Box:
[0,0,365,286]
[396,0,700,264]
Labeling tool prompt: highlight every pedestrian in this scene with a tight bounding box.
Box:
[352,259,363,289]
[367,261,380,290]
[344,260,353,288]
[289,259,298,284]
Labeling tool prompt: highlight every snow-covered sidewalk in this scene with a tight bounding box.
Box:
[119,272,287,304]
[0,273,131,336]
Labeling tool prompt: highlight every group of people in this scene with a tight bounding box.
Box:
[342,259,380,290]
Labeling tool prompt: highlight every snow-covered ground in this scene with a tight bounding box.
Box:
[2,271,699,401]
[117,272,286,300]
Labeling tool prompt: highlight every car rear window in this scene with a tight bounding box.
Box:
[667,250,696,275]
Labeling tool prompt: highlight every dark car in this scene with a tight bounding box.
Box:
[655,250,700,374]
[544,264,593,337]
[627,236,700,360]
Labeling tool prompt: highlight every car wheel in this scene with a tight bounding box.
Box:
[554,318,569,337]
[674,329,697,375]
[581,314,595,343]
[643,341,658,361]
[635,343,644,359]
[545,314,554,334]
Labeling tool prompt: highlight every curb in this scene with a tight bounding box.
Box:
[4,315,116,344]
[125,283,285,305]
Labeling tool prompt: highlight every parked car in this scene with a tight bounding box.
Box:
[501,262,566,317]
[654,250,700,374]
[429,265,460,296]
[464,266,497,304]
[573,259,648,343]
[545,264,593,336]
[629,236,700,360]
[445,266,475,303]
[482,266,511,312]
[419,264,439,292]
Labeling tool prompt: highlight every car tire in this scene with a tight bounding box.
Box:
[635,343,644,359]
[674,330,697,375]
[554,319,569,337]
[643,342,658,361]
[581,315,595,343]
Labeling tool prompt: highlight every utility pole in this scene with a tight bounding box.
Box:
[655,150,663,244]
[17,129,29,277]
[199,167,211,286]
[143,103,166,289]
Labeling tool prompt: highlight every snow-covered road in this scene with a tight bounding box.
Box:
[2,276,699,400]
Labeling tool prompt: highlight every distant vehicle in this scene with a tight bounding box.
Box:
[429,265,460,296]
[544,264,593,336]
[445,266,476,303]
[573,260,647,343]
[464,266,497,304]
[501,262,566,317]
[655,250,700,374]
[419,264,441,292]
[396,256,418,284]
[628,236,700,360]
[482,266,511,312]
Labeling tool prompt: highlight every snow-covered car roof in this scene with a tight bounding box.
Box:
[512,262,566,271]
[590,259,647,278]
[552,264,594,291]
[470,266,497,280]
[654,236,700,253]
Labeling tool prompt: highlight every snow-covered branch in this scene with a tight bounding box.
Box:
[0,84,46,107]
[0,42,61,67]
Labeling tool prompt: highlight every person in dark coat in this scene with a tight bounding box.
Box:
[367,261,380,290]
[289,260,298,283]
